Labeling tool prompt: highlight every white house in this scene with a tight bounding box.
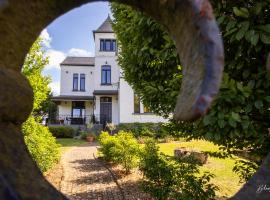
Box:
[51,16,167,126]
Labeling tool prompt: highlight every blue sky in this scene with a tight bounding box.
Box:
[41,2,112,95]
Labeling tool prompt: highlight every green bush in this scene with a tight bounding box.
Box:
[139,139,217,200]
[22,117,60,172]
[118,123,168,138]
[79,131,88,140]
[49,126,75,138]
[98,131,118,161]
[98,131,140,174]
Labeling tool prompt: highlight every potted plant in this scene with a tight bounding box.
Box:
[106,123,116,135]
[86,132,96,142]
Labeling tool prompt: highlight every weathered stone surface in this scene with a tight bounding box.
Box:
[232,152,270,200]
[0,0,267,199]
[0,68,33,124]
[0,123,67,199]
[174,148,208,164]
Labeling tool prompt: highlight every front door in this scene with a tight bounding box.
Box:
[100,97,112,125]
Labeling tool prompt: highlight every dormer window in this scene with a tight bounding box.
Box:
[100,39,116,52]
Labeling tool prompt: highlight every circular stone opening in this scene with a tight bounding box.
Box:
[3,1,265,200]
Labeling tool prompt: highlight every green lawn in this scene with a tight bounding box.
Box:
[158,140,243,199]
[56,138,88,153]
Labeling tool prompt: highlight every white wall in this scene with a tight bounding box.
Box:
[57,31,167,125]
[60,65,95,96]
[119,78,168,123]
[94,32,117,57]
[58,101,93,116]
[94,32,120,91]
[58,101,72,116]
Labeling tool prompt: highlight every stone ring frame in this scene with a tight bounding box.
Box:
[0,0,268,199]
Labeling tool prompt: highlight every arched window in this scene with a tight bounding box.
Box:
[101,65,111,85]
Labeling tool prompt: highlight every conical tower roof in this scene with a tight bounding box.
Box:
[93,15,113,33]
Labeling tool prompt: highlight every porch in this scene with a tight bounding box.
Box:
[47,114,110,126]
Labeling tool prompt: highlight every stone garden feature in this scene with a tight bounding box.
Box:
[174,148,208,165]
[0,0,269,199]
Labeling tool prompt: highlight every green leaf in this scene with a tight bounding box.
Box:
[233,7,249,18]
[247,80,255,89]
[214,133,221,141]
[264,96,270,102]
[260,33,270,44]
[231,112,241,122]
[236,82,243,91]
[218,112,224,119]
[253,2,263,15]
[218,120,225,128]
[250,33,259,46]
[257,24,270,34]
[229,118,237,128]
[236,29,246,40]
[205,132,213,140]
[226,21,237,31]
[254,100,263,109]
[241,121,249,130]
[203,115,211,126]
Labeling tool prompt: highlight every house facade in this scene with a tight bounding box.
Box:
[51,16,167,126]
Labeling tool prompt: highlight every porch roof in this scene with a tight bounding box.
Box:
[93,90,118,95]
[52,95,94,101]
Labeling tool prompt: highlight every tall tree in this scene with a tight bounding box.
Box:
[22,38,52,119]
[111,1,270,180]
[22,38,60,172]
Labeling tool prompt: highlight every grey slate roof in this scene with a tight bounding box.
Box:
[93,90,118,95]
[61,57,95,66]
[52,95,94,101]
[93,15,114,34]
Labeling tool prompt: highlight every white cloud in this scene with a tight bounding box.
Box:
[49,81,60,96]
[67,48,93,57]
[40,29,52,48]
[45,49,66,70]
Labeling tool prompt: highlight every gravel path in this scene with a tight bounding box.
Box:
[59,143,151,200]
[60,143,123,200]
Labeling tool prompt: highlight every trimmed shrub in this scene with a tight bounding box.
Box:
[49,126,75,138]
[22,117,60,172]
[98,131,118,161]
[118,123,167,138]
[139,139,217,200]
[98,131,140,174]
[111,131,140,174]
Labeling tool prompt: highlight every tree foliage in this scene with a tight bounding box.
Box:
[22,38,52,118]
[111,1,270,179]
[22,116,60,172]
[22,38,60,172]
[111,3,182,117]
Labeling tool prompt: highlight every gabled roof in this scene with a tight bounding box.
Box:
[61,57,95,66]
[93,15,114,34]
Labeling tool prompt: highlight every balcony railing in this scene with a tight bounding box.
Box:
[48,114,112,126]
